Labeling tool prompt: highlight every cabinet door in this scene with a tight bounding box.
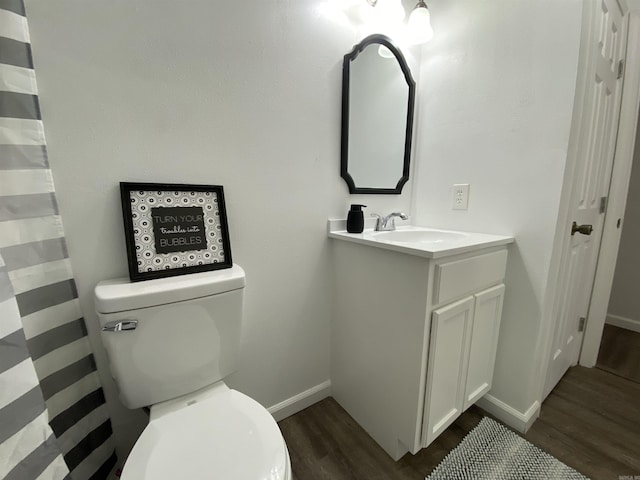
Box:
[463,284,505,411]
[423,296,474,446]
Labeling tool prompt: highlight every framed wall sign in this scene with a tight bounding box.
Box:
[120,182,233,282]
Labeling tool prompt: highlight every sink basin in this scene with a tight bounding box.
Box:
[371,229,468,244]
[328,220,513,258]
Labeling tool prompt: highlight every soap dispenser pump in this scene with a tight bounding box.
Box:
[347,204,366,233]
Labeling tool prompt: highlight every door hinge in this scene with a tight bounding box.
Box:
[599,196,607,214]
[617,59,624,80]
[578,317,586,332]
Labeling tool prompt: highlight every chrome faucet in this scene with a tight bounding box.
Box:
[371,212,409,231]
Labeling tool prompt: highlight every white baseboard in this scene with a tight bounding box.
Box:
[606,314,640,333]
[267,380,332,422]
[475,394,540,433]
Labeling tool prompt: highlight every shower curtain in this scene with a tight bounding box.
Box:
[0,2,117,479]
[0,254,70,480]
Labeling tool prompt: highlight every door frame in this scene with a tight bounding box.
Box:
[580,11,640,366]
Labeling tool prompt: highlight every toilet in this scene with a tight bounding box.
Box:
[94,265,292,480]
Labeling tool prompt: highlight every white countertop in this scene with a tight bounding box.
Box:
[328,219,514,258]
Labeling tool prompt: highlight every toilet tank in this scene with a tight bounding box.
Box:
[94,265,245,409]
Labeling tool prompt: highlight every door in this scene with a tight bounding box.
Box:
[464,284,505,411]
[423,296,474,446]
[544,0,628,398]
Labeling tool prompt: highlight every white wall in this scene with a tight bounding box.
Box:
[24,0,417,460]
[608,114,640,326]
[412,0,582,414]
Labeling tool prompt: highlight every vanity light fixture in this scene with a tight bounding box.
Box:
[408,0,434,44]
[365,0,406,25]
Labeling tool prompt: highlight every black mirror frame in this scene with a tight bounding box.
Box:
[340,34,416,195]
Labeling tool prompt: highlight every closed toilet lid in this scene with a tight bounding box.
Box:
[121,389,289,480]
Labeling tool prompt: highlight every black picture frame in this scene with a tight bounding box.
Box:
[120,182,233,282]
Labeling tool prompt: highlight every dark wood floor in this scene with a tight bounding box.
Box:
[278,366,640,480]
[525,366,640,480]
[597,323,640,383]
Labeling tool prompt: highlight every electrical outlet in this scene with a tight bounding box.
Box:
[453,184,469,210]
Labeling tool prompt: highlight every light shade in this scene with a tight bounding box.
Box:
[378,44,395,58]
[408,1,434,44]
[374,0,406,25]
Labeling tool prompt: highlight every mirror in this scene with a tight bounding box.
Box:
[341,34,416,194]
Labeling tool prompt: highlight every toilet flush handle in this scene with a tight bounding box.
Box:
[102,319,138,332]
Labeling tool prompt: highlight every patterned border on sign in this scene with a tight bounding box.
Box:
[129,189,225,273]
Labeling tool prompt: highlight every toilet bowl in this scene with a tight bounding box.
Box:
[94,266,292,479]
[120,383,291,480]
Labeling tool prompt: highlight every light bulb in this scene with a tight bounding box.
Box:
[378,45,395,58]
[358,2,375,24]
[375,0,405,25]
[408,1,434,44]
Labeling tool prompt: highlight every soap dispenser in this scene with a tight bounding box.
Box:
[347,204,366,233]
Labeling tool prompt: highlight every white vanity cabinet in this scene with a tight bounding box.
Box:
[330,231,511,461]
[422,283,504,445]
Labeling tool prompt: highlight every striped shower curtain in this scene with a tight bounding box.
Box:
[0,1,117,479]
[1,253,70,480]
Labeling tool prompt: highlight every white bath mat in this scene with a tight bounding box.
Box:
[426,417,589,480]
